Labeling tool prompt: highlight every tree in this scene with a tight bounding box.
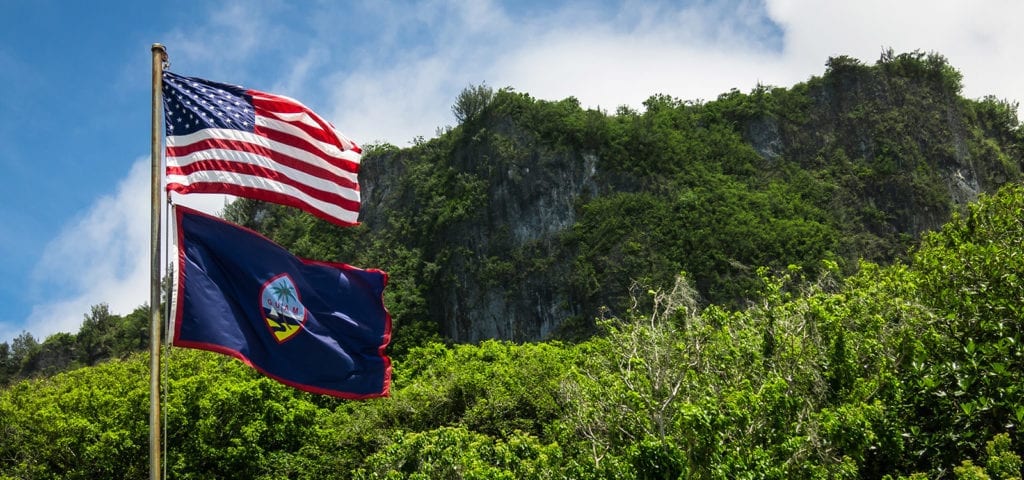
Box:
[110,305,150,358]
[564,274,701,476]
[452,83,494,124]
[10,331,39,377]
[77,303,119,366]
[907,184,1024,468]
[0,342,11,385]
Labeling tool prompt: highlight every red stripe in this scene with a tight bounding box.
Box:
[172,338,385,398]
[251,92,358,154]
[167,136,359,186]
[250,91,307,114]
[253,125,359,174]
[167,159,358,207]
[169,182,359,226]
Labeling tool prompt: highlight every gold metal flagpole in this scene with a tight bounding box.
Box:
[149,42,167,480]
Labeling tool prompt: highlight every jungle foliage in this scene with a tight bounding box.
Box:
[2,51,1024,478]
[3,184,1024,478]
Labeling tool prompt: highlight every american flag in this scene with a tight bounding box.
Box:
[162,71,362,226]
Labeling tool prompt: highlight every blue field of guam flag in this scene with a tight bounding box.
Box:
[171,206,391,398]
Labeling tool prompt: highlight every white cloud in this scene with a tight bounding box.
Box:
[323,1,518,145]
[20,159,230,342]
[492,28,783,111]
[322,0,1021,150]
[25,159,152,340]
[325,0,789,144]
[163,2,274,80]
[329,56,466,146]
[766,0,1024,103]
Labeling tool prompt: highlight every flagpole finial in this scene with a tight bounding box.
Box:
[152,43,168,68]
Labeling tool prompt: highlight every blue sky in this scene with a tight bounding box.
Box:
[1,0,1021,344]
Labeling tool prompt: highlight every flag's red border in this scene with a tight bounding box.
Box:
[167,182,361,228]
[171,205,392,399]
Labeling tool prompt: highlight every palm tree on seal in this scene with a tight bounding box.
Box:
[270,282,301,327]
[271,283,297,305]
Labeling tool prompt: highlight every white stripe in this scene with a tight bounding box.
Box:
[249,93,352,149]
[249,91,360,153]
[256,115,360,163]
[331,128,360,152]
[166,146,358,197]
[265,109,322,130]
[167,128,359,179]
[169,216,180,337]
[167,172,359,223]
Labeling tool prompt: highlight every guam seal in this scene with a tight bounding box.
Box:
[260,273,307,343]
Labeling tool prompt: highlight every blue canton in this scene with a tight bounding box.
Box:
[163,71,256,136]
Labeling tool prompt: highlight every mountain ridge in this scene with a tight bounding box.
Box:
[335,49,1022,344]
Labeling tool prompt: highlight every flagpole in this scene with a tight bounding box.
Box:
[149,42,167,480]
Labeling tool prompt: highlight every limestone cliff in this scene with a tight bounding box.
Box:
[316,52,1024,343]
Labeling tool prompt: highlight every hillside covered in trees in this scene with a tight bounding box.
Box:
[1,50,1023,478]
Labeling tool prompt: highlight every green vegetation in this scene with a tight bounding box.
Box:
[3,184,1024,478]
[0,304,148,384]
[2,50,1024,477]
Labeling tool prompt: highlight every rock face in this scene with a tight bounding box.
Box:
[356,57,1022,344]
[441,149,598,342]
[362,120,600,342]
[742,58,1017,250]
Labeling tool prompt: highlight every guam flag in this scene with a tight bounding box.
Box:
[171,206,391,398]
